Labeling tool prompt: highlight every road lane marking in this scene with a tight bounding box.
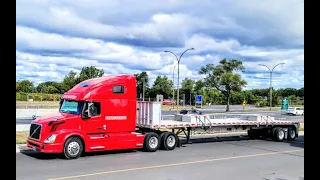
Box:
[47,149,304,180]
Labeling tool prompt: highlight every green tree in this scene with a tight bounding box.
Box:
[62,70,79,91]
[194,80,205,95]
[199,59,247,111]
[282,88,297,97]
[44,85,59,94]
[296,88,304,97]
[16,80,35,93]
[134,71,149,99]
[149,76,173,98]
[78,66,104,82]
[181,78,195,105]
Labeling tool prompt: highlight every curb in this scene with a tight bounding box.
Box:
[16,131,304,153]
[16,144,29,153]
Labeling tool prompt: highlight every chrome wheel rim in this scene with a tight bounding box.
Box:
[67,141,80,156]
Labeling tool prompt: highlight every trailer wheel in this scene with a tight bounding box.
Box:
[63,136,83,159]
[287,127,296,140]
[248,130,257,139]
[273,127,285,142]
[143,132,160,152]
[161,132,178,150]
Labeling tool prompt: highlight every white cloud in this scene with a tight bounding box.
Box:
[185,34,241,53]
[16,0,304,90]
[16,26,172,70]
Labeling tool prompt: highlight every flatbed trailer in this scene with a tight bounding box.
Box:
[136,101,300,145]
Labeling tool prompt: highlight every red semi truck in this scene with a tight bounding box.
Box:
[27,75,300,159]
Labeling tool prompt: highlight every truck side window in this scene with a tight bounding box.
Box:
[112,85,124,94]
[89,102,101,116]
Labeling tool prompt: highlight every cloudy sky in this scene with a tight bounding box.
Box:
[16,0,304,89]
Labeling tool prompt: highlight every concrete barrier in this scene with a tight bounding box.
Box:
[16,124,31,132]
[16,108,58,119]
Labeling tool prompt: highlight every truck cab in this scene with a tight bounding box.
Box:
[27,75,145,159]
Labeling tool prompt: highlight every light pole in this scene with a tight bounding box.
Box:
[164,48,194,114]
[259,63,285,110]
[141,78,145,101]
[172,65,176,109]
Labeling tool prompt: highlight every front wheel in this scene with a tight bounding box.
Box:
[63,137,83,159]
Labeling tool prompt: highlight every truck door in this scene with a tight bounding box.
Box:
[81,101,107,151]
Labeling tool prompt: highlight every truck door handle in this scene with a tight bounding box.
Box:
[97,128,102,130]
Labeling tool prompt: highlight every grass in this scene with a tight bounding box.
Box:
[299,123,304,131]
[16,131,29,144]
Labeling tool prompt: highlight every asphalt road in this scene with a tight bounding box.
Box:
[17,134,304,180]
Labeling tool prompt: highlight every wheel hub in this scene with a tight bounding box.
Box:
[149,137,158,149]
[68,142,80,156]
[278,130,284,139]
[166,135,176,147]
[290,130,295,138]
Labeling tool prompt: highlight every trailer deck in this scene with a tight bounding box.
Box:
[136,101,299,130]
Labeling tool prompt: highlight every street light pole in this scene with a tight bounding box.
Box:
[172,65,176,109]
[164,48,194,114]
[259,63,285,110]
[142,78,145,101]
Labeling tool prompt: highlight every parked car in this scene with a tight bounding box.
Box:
[162,99,174,105]
[179,109,203,115]
[286,107,304,116]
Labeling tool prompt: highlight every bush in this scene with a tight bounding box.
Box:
[255,100,268,107]
[16,93,61,101]
[16,92,28,101]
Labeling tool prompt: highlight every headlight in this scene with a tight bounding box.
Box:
[44,135,57,143]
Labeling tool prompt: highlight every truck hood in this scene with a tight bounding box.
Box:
[32,112,78,124]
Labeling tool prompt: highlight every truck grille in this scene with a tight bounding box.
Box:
[29,123,41,140]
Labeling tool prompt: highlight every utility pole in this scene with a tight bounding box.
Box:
[172,65,176,109]
[142,78,145,101]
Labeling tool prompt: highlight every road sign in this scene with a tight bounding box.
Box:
[281,98,289,110]
[195,95,203,108]
[242,100,246,106]
[195,95,202,103]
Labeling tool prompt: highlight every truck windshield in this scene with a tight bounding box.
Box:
[59,100,84,115]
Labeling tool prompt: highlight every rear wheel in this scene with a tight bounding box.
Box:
[143,132,161,152]
[287,127,297,140]
[248,129,258,139]
[273,127,285,142]
[161,132,178,150]
[63,137,83,159]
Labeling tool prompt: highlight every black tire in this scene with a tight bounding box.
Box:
[143,132,161,152]
[159,132,166,150]
[161,132,178,150]
[271,127,278,140]
[248,129,257,139]
[287,127,297,140]
[273,127,285,142]
[63,137,83,159]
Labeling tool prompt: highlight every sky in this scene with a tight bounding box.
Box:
[16,0,304,90]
